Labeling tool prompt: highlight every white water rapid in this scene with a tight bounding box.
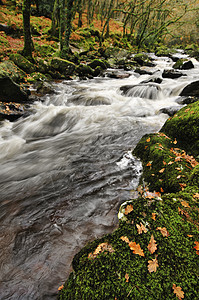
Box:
[0,53,199,299]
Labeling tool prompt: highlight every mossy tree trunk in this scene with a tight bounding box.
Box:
[61,0,74,58]
[22,0,33,60]
[51,0,60,36]
[59,0,66,50]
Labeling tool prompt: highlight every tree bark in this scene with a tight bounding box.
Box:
[61,0,74,57]
[22,0,33,60]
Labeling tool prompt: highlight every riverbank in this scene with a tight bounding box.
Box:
[58,99,199,299]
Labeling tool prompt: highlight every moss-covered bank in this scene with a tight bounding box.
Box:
[58,100,199,299]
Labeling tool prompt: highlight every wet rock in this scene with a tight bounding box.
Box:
[36,81,55,95]
[173,59,194,70]
[105,70,131,79]
[176,96,199,105]
[133,53,155,67]
[134,67,153,75]
[76,64,94,78]
[159,105,183,116]
[141,76,162,84]
[0,101,29,121]
[50,57,76,76]
[0,75,29,103]
[180,80,199,97]
[9,53,36,73]
[162,69,184,79]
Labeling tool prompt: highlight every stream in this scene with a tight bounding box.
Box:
[0,52,199,299]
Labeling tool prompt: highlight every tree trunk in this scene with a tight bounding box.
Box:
[61,0,74,57]
[51,0,59,36]
[22,0,33,60]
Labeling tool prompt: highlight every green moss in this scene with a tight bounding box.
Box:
[161,101,199,157]
[50,57,76,76]
[9,53,36,73]
[0,60,25,82]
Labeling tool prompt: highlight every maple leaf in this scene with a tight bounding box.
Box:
[194,241,199,255]
[129,241,145,257]
[147,235,157,254]
[120,236,130,244]
[156,227,169,237]
[172,284,184,299]
[58,284,64,291]
[125,273,129,282]
[136,222,148,234]
[148,258,159,273]
[124,204,133,215]
[152,213,156,220]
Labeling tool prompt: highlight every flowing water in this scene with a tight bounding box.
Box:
[0,53,199,299]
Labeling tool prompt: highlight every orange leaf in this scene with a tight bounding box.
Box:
[152,213,156,220]
[147,235,157,254]
[173,138,178,144]
[129,241,145,257]
[146,137,150,142]
[159,168,165,173]
[193,193,199,199]
[125,273,129,282]
[163,161,167,165]
[194,241,199,255]
[148,258,159,273]
[58,285,64,291]
[136,222,148,234]
[156,227,169,237]
[181,200,190,208]
[120,236,130,244]
[172,284,184,299]
[146,162,152,167]
[160,187,164,193]
[124,204,133,215]
[168,161,174,165]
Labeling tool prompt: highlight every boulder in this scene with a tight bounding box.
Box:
[88,59,108,70]
[173,59,194,70]
[76,64,94,78]
[0,101,28,121]
[9,53,36,73]
[0,76,29,103]
[0,60,25,82]
[134,67,154,75]
[162,69,184,79]
[133,53,155,67]
[180,80,199,97]
[159,105,183,116]
[106,70,131,79]
[161,100,199,157]
[50,57,76,76]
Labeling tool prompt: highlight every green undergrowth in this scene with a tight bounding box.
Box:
[58,188,199,299]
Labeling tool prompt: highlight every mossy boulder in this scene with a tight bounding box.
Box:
[0,60,25,82]
[58,187,199,300]
[0,76,28,103]
[50,57,76,76]
[9,53,36,73]
[180,81,199,97]
[76,64,94,78]
[88,59,108,70]
[161,100,199,157]
[173,59,194,70]
[133,53,154,67]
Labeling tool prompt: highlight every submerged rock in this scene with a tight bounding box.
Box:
[162,69,184,79]
[120,83,161,99]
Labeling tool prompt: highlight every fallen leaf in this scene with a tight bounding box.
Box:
[187,235,193,237]
[181,200,190,208]
[58,284,64,291]
[148,258,159,273]
[194,241,199,255]
[136,222,148,234]
[147,235,157,254]
[168,161,174,165]
[173,139,178,144]
[124,204,134,215]
[193,193,199,199]
[129,241,145,257]
[172,284,184,299]
[120,236,130,244]
[159,168,165,173]
[156,227,169,237]
[160,187,164,193]
[177,175,181,179]
[146,137,150,142]
[152,213,156,220]
[146,162,152,167]
[163,161,167,165]
[125,273,129,282]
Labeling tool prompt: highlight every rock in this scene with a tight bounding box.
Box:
[133,53,155,67]
[0,75,29,103]
[134,67,154,75]
[88,59,108,70]
[159,105,183,116]
[180,80,199,97]
[9,53,36,73]
[36,81,55,95]
[76,64,94,78]
[0,23,12,34]
[0,101,28,121]
[0,60,25,82]
[141,76,162,84]
[162,69,184,79]
[176,96,199,105]
[50,57,76,76]
[161,100,199,157]
[173,59,194,70]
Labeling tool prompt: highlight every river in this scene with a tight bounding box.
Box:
[0,52,198,299]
